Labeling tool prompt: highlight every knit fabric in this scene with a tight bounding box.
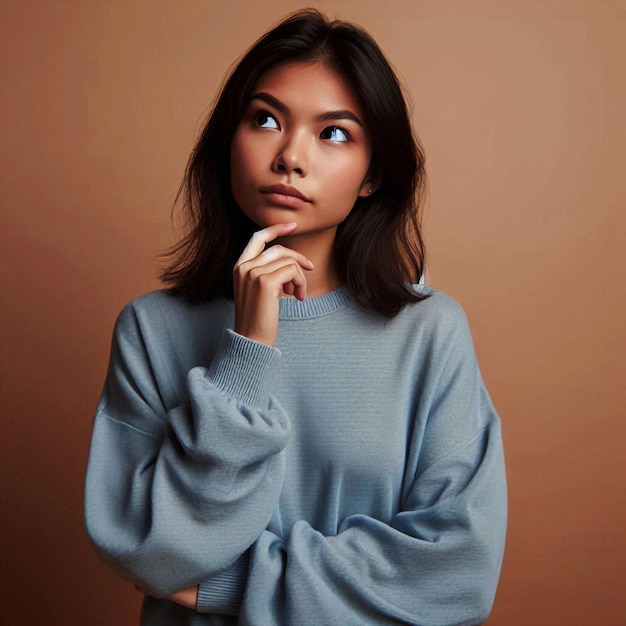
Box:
[84,286,507,625]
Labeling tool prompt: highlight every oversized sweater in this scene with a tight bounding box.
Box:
[84,286,507,626]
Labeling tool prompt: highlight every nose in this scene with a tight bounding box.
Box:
[272,130,308,177]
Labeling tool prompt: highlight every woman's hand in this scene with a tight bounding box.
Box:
[135,585,198,610]
[234,223,314,347]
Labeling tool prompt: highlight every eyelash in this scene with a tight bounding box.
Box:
[254,111,279,129]
[320,126,350,143]
[253,110,351,143]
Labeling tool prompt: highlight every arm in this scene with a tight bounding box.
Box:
[85,224,314,607]
[178,415,505,622]
[84,307,290,597]
[244,422,505,625]
[237,306,507,625]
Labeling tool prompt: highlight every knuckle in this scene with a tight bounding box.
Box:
[249,267,262,280]
[262,246,279,260]
[257,273,273,287]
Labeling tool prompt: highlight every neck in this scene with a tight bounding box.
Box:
[277,228,341,297]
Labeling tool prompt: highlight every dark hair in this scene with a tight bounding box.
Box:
[161,8,428,317]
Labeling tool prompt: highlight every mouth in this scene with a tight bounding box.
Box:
[260,184,311,203]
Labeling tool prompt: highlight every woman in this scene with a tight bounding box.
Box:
[84,9,507,625]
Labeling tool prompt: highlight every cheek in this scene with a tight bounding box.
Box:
[325,148,370,185]
[326,161,369,199]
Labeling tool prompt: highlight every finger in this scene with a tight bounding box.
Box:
[235,247,314,287]
[294,284,306,301]
[261,263,308,299]
[237,223,297,265]
[260,244,314,270]
[244,258,308,300]
[247,257,308,289]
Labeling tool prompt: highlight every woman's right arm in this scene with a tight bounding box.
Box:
[83,300,290,599]
[84,224,313,609]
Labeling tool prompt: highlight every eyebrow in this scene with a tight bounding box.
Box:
[249,92,363,127]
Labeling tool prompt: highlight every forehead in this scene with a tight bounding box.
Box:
[252,62,364,119]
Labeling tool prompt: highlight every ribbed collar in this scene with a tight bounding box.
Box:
[279,286,352,319]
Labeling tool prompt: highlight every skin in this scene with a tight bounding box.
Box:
[139,61,378,609]
[231,61,378,346]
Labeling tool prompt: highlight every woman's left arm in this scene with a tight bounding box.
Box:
[241,426,505,624]
[168,298,506,623]
[233,306,507,625]
[169,415,505,622]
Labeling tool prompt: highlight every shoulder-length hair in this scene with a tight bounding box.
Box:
[161,8,428,317]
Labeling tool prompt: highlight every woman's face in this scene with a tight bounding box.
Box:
[230,62,375,238]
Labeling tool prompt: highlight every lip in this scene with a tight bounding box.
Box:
[260,184,311,203]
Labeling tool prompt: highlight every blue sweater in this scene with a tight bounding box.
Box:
[84,286,507,625]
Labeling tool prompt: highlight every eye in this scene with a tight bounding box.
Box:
[320,126,350,143]
[254,111,280,130]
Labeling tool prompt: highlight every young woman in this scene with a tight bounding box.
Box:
[84,9,507,626]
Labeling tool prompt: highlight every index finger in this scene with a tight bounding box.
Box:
[237,222,297,264]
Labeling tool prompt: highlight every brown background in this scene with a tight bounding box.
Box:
[1,1,624,624]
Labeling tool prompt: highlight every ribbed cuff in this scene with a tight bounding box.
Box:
[196,553,250,615]
[206,330,280,408]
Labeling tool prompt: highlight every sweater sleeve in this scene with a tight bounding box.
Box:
[84,302,290,597]
[238,308,507,626]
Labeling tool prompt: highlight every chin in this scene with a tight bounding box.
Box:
[246,209,299,229]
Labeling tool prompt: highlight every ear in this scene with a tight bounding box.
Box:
[357,171,381,198]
